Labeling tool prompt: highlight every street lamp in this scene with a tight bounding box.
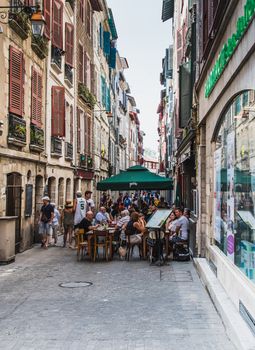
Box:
[0,3,45,38]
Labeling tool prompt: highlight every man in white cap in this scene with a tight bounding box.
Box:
[73,191,86,228]
[39,196,54,249]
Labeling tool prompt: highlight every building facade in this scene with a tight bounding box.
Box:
[0,0,143,252]
[161,0,255,325]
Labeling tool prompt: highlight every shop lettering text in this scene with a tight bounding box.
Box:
[205,0,255,98]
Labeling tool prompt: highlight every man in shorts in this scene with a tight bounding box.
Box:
[39,196,54,249]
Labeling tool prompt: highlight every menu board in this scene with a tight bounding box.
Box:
[146,209,172,229]
[237,210,255,230]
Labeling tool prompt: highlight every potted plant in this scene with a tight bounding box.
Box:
[78,83,96,108]
[31,35,48,59]
[9,11,30,40]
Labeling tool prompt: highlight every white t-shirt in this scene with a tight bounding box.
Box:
[74,197,86,225]
[86,198,95,212]
[175,216,189,240]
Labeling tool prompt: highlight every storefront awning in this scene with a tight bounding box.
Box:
[97,165,173,191]
[162,0,174,22]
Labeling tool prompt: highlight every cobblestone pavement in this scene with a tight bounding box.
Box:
[0,243,236,350]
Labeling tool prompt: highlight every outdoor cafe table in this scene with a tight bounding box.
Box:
[86,227,115,261]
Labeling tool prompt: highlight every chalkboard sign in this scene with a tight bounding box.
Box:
[146,209,172,229]
[25,184,33,217]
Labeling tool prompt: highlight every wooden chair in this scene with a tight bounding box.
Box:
[76,228,88,261]
[93,230,112,262]
[125,230,142,261]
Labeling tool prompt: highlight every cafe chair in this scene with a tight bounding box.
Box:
[125,230,142,261]
[76,228,88,261]
[93,230,111,262]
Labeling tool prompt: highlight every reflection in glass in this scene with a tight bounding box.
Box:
[214,90,255,283]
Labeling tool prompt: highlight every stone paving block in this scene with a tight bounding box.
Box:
[0,244,237,350]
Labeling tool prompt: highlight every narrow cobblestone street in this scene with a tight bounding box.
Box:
[0,244,236,350]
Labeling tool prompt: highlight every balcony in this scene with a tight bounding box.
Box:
[51,137,62,157]
[30,124,44,152]
[9,12,30,40]
[64,64,73,87]
[51,46,62,73]
[65,142,73,160]
[8,114,26,146]
[31,36,48,59]
[78,83,96,109]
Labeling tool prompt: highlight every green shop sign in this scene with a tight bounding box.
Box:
[205,0,255,98]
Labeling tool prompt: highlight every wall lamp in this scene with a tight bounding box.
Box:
[0,2,46,38]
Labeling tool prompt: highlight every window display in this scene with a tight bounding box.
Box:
[214,90,255,283]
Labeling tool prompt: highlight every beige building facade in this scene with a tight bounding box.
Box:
[196,0,255,324]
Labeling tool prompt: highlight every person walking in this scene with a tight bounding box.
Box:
[50,203,60,246]
[62,201,74,248]
[39,196,54,249]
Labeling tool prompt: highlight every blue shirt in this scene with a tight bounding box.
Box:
[95,211,108,224]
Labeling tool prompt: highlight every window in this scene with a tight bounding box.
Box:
[214,90,255,284]
[51,86,65,137]
[65,23,74,67]
[77,108,81,152]
[52,0,63,50]
[31,67,42,126]
[70,105,73,144]
[9,46,24,117]
[79,0,85,22]
[78,44,83,83]
[86,0,92,36]
[44,0,51,39]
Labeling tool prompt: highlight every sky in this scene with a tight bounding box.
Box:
[106,0,172,152]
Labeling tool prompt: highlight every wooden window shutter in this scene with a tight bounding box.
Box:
[52,0,63,49]
[79,0,85,22]
[84,52,88,87]
[86,0,91,36]
[208,0,218,35]
[77,108,81,152]
[9,46,24,116]
[90,63,95,96]
[176,28,183,67]
[84,113,88,153]
[70,105,73,144]
[79,45,83,83]
[51,86,65,137]
[44,0,51,39]
[88,117,91,155]
[65,23,74,67]
[203,0,209,52]
[31,67,42,126]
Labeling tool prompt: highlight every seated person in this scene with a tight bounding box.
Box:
[165,211,177,236]
[78,211,99,234]
[170,207,189,244]
[125,211,145,245]
[115,210,130,230]
[95,207,111,225]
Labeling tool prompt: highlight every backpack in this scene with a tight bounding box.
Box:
[173,245,190,261]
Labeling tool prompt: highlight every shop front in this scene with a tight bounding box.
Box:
[213,90,255,285]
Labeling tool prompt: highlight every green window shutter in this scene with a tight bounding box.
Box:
[103,31,110,56]
[179,61,191,128]
[109,47,116,69]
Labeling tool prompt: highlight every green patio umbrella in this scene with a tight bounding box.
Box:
[96,165,173,191]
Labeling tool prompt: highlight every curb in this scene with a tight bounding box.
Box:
[194,258,255,350]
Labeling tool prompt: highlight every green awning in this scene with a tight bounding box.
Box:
[162,0,174,22]
[97,165,173,191]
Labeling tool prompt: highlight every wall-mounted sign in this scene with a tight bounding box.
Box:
[205,0,255,98]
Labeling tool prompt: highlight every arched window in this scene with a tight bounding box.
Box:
[213,90,255,284]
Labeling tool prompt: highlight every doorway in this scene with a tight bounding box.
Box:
[6,173,22,253]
